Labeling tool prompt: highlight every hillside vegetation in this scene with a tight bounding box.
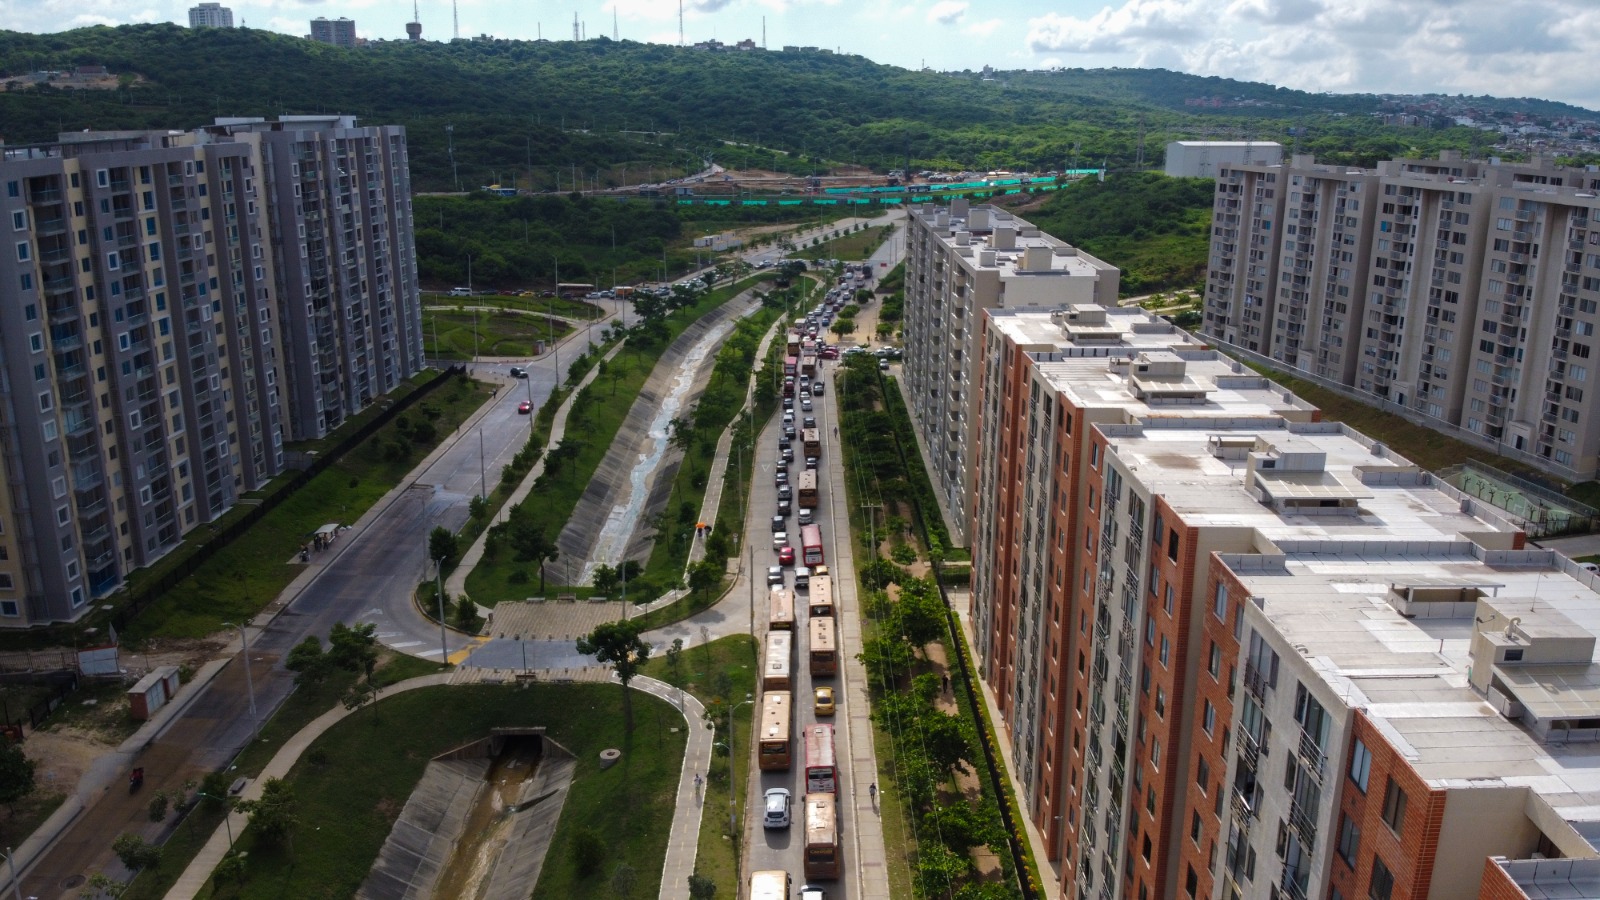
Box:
[0,25,1553,191]
[1024,173,1215,295]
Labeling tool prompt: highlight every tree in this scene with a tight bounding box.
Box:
[111,833,161,871]
[469,494,490,520]
[687,559,722,602]
[0,738,36,813]
[343,677,379,719]
[687,872,718,899]
[285,635,333,687]
[454,594,483,632]
[830,319,854,338]
[81,873,128,898]
[858,635,913,684]
[591,563,620,596]
[576,620,652,730]
[429,525,461,572]
[328,622,379,676]
[611,861,638,897]
[665,638,684,682]
[894,577,950,647]
[237,777,298,847]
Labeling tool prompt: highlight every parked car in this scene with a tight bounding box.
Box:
[879,358,890,371]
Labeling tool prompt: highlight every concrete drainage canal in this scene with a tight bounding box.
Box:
[357,727,578,900]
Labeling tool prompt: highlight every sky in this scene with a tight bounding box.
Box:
[9,0,1600,109]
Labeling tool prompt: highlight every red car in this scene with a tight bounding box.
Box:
[778,545,795,566]
[518,401,532,414]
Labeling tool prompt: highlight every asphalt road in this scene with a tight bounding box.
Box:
[742,357,864,895]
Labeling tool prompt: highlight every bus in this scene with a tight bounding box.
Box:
[784,355,799,377]
[809,616,838,677]
[758,692,793,771]
[800,354,817,377]
[804,724,837,794]
[803,792,842,879]
[802,428,822,459]
[750,870,791,900]
[762,630,794,692]
[800,524,825,566]
[807,575,834,618]
[769,587,796,631]
[797,469,820,508]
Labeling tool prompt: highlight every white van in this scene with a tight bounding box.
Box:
[448,287,472,297]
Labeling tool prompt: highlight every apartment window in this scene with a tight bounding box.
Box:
[1336,814,1360,867]
[0,601,16,617]
[1155,687,1167,719]
[1146,615,1156,646]
[1213,582,1227,620]
[1381,778,1407,833]
[15,241,29,262]
[1159,636,1170,667]
[1196,757,1210,791]
[1185,866,1198,897]
[1370,857,1395,900]
[1208,642,1221,678]
[10,211,24,230]
[1203,700,1215,735]
[1167,529,1179,562]
[1190,811,1202,843]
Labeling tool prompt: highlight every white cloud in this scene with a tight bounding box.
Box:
[1020,0,1600,108]
[963,17,1002,37]
[927,1,966,25]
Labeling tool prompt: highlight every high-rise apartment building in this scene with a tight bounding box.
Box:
[309,17,358,48]
[0,116,422,626]
[961,295,1600,900]
[1202,151,1600,481]
[188,2,234,28]
[902,200,1119,544]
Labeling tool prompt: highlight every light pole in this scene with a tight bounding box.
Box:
[223,621,257,738]
[432,553,451,665]
[3,845,22,900]
[195,794,235,849]
[728,693,754,837]
[478,428,486,500]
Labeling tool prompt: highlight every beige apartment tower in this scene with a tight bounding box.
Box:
[0,116,423,625]
[901,200,1120,543]
[1203,151,1600,481]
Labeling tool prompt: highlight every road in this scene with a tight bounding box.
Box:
[15,213,906,898]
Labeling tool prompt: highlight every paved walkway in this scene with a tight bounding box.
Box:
[640,675,713,900]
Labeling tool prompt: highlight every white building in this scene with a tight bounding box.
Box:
[187,2,234,28]
[1164,141,1284,178]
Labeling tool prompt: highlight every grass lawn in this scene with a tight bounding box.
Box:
[190,682,684,900]
[0,788,65,851]
[422,308,575,359]
[122,651,441,900]
[467,277,770,605]
[642,635,758,896]
[1236,360,1559,481]
[790,225,892,262]
[124,376,494,642]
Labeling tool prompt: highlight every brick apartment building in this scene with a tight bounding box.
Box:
[936,295,1600,899]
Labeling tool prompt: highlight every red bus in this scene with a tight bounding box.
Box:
[784,355,799,377]
[804,724,837,794]
[800,524,824,566]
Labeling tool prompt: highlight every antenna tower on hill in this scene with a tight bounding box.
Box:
[679,0,684,45]
[574,12,579,41]
[452,0,459,40]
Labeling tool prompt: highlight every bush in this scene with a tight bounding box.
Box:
[572,826,608,878]
[890,542,918,565]
[508,568,530,585]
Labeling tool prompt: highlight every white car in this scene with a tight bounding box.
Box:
[764,788,791,829]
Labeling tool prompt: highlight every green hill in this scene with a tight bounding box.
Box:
[0,25,1578,191]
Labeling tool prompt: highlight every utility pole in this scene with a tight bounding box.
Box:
[479,427,486,500]
[446,124,460,192]
[434,549,449,664]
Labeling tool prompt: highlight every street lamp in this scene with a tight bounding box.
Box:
[222,621,257,738]
[433,556,450,665]
[728,693,755,837]
[195,793,236,849]
[2,845,22,900]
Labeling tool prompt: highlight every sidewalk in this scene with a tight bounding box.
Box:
[638,675,713,900]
